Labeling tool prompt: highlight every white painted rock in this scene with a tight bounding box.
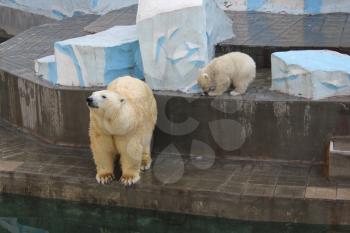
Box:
[54,25,143,87]
[271,50,350,100]
[34,55,57,84]
[136,0,234,93]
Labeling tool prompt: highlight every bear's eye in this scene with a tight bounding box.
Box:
[102,95,107,99]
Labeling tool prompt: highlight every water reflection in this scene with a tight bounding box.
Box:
[0,194,349,233]
[0,218,48,233]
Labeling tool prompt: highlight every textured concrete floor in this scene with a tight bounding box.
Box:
[0,120,350,225]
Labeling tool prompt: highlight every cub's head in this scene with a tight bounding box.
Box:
[197,72,215,93]
[86,90,125,113]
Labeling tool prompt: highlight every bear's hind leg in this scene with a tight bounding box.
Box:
[231,70,255,96]
[91,133,117,184]
[230,81,249,96]
[116,137,143,186]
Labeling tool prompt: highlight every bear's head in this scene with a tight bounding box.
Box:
[87,90,137,135]
[86,90,125,114]
[197,72,215,94]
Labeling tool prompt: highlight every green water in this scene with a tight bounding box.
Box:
[0,194,349,233]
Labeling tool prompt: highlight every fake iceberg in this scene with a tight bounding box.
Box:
[271,50,350,100]
[34,55,58,84]
[136,0,234,93]
[55,25,143,87]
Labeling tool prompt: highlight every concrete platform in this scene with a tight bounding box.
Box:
[82,5,350,68]
[218,12,350,68]
[0,119,349,225]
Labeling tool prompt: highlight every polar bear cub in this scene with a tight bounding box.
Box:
[87,76,157,186]
[197,52,256,96]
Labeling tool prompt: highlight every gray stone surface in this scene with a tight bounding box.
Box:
[0,14,98,83]
[0,5,56,36]
[84,4,137,33]
[0,119,349,225]
[222,12,350,48]
[219,12,350,68]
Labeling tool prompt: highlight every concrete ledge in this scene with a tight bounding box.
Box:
[1,69,350,162]
[0,70,93,147]
[0,121,349,225]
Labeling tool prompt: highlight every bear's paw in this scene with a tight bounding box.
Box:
[120,174,140,186]
[141,158,152,171]
[96,173,115,184]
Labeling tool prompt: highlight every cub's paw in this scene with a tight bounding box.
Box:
[141,159,152,171]
[230,90,241,96]
[208,92,220,97]
[96,173,115,184]
[120,174,140,186]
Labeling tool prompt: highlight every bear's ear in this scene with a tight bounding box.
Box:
[120,98,126,104]
[203,73,209,79]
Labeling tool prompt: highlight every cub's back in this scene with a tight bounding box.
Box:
[208,52,255,74]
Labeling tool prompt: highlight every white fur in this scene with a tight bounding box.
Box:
[197,52,256,96]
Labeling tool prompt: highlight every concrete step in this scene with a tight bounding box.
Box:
[328,137,350,179]
[0,120,349,225]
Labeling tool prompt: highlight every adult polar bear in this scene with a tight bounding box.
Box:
[87,76,157,186]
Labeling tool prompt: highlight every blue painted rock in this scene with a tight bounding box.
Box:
[54,25,143,87]
[136,0,234,93]
[34,55,57,84]
[271,50,350,100]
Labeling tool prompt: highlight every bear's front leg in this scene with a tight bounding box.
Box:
[90,131,117,184]
[208,90,225,96]
[208,75,231,96]
[116,136,143,186]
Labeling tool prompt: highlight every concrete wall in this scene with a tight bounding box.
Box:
[216,0,350,14]
[0,5,55,36]
[0,0,138,19]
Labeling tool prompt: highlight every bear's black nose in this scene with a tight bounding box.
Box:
[86,97,93,103]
